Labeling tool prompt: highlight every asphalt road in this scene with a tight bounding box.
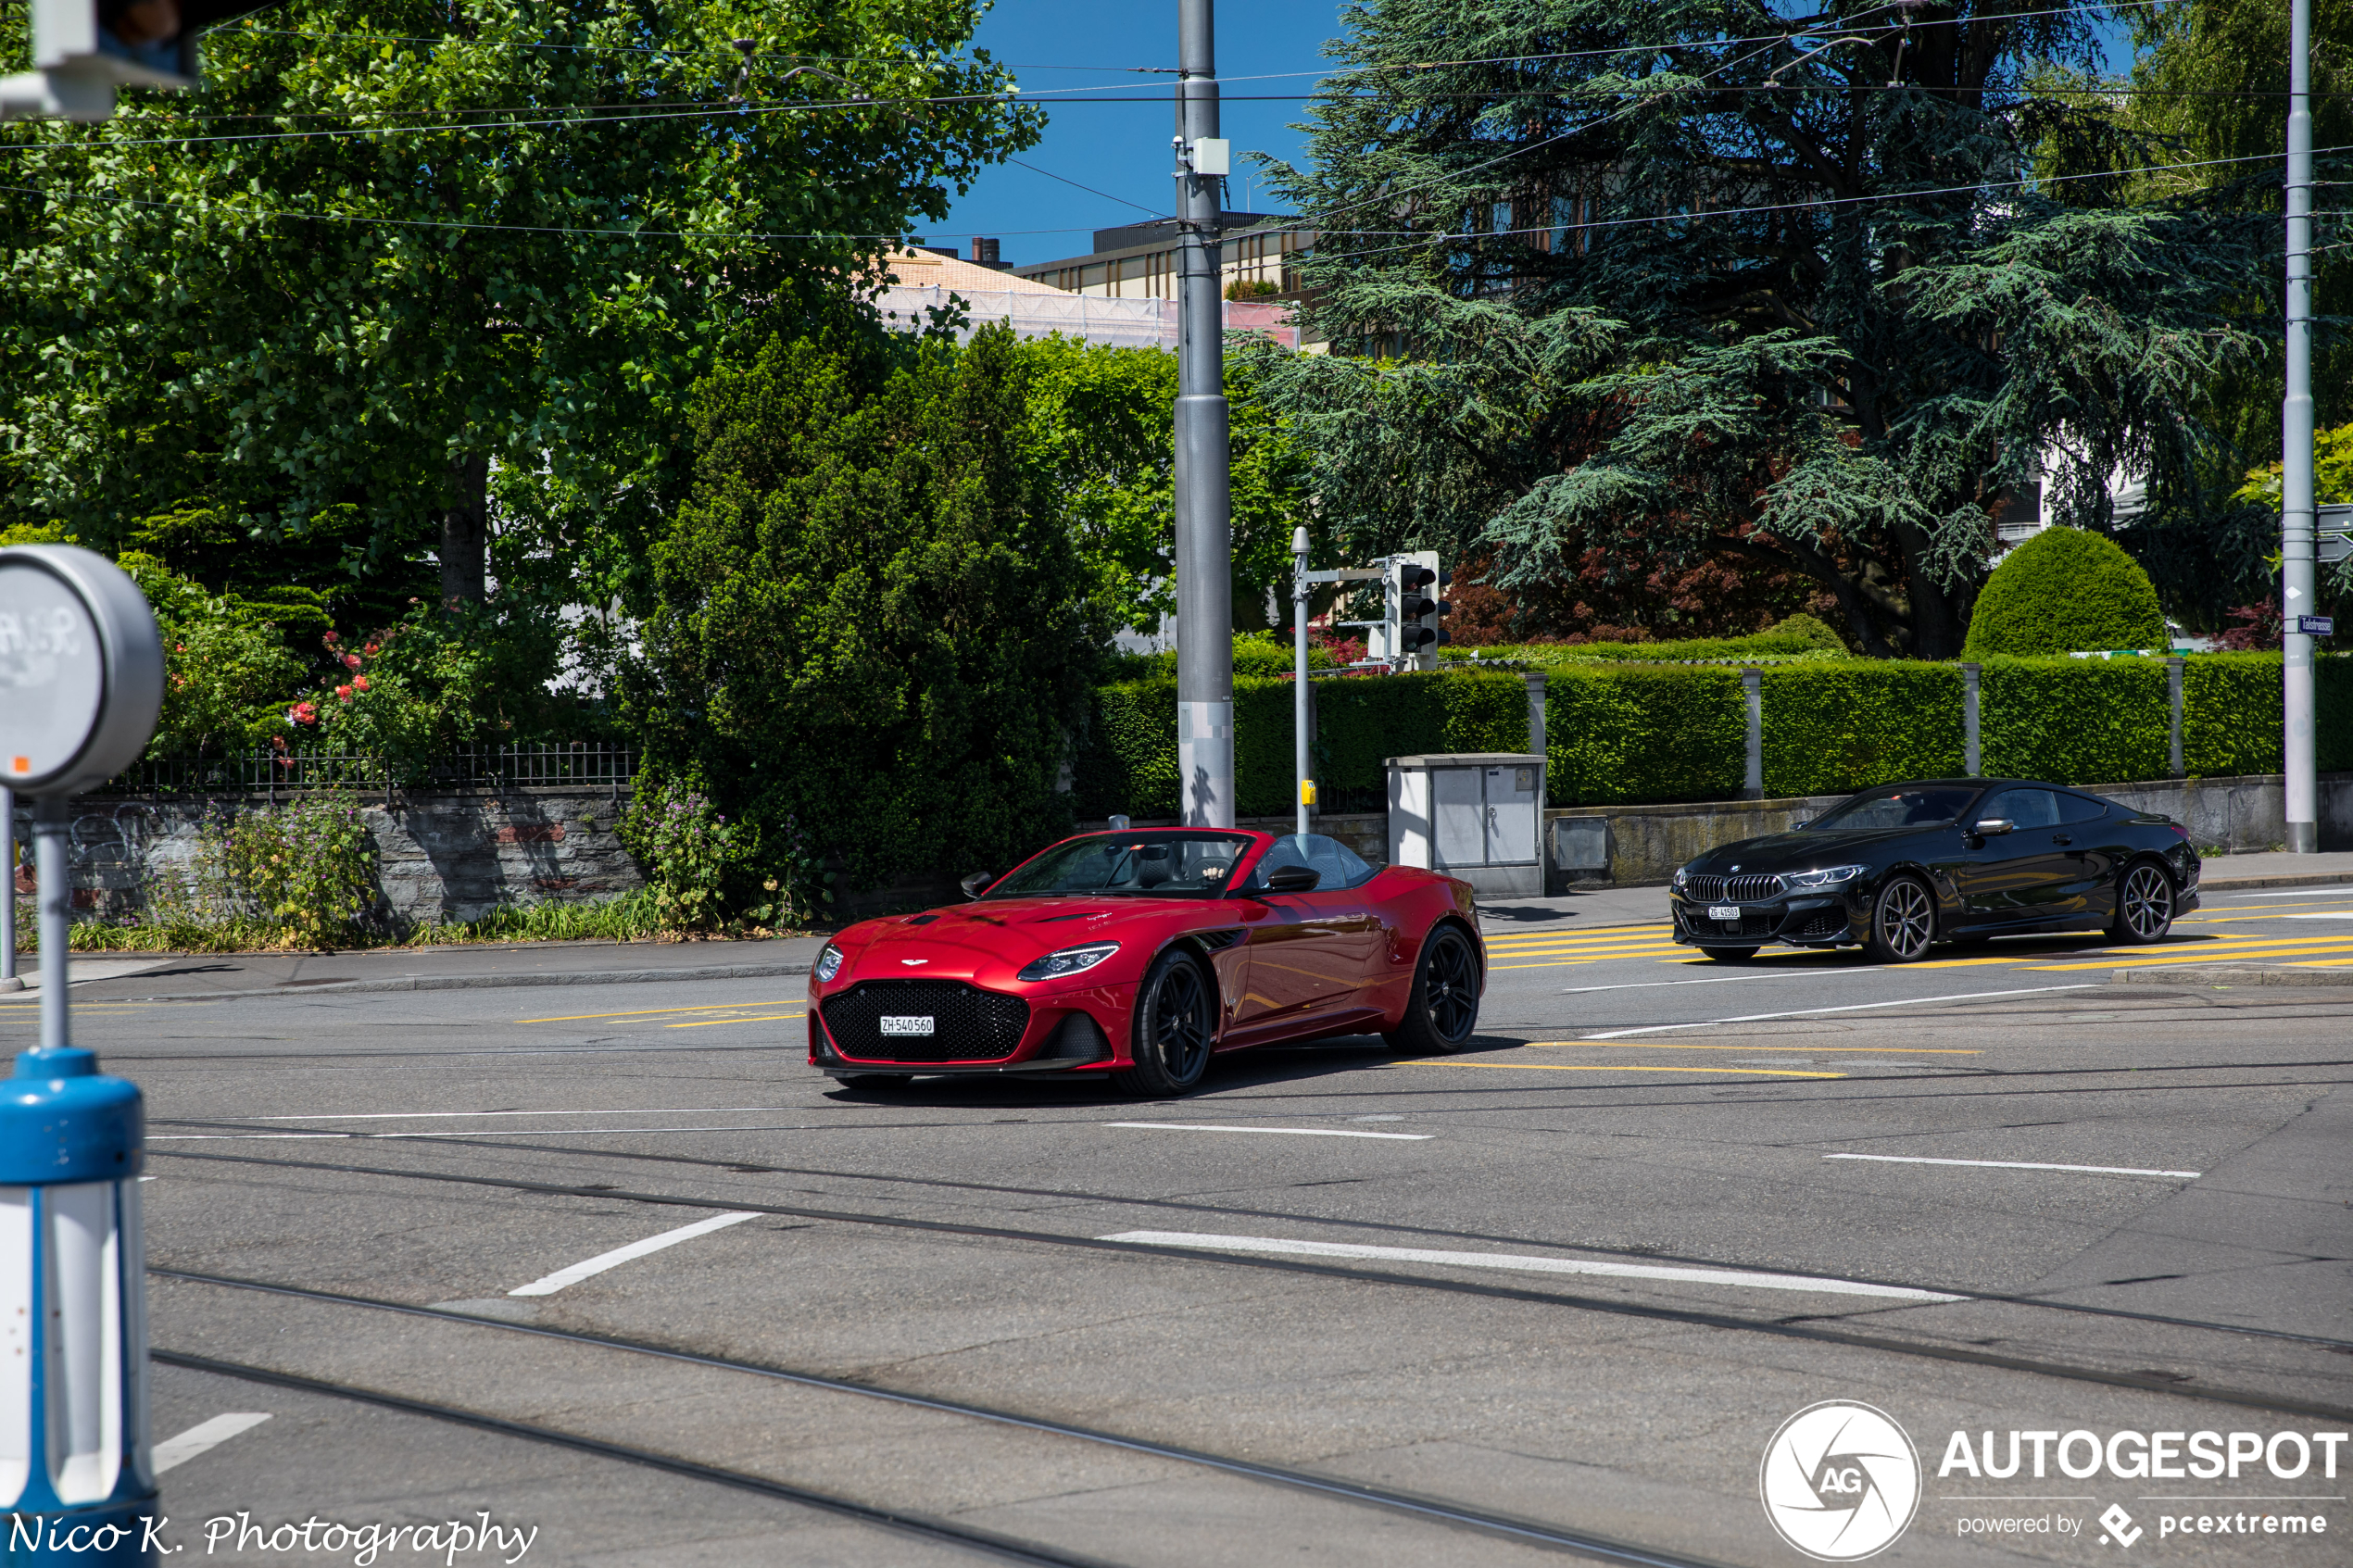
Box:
[9,884,2352,1568]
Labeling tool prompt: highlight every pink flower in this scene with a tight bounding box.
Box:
[289,702,318,725]
[353,675,370,692]
[335,685,353,702]
[323,632,340,646]
[342,653,362,671]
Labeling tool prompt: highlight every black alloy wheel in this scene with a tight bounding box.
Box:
[832,1073,912,1091]
[2108,860,2177,945]
[1700,946,1760,961]
[1385,924,1482,1055]
[1862,875,1936,963]
[1114,950,1214,1098]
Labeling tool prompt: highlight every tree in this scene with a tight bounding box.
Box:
[1261,0,2271,657]
[0,0,1038,616]
[1960,526,2168,657]
[625,323,1109,895]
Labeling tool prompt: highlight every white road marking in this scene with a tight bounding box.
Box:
[509,1211,761,1298]
[1553,970,1885,996]
[153,1124,806,1141]
[2281,913,2353,920]
[252,1107,799,1121]
[153,1413,271,1474]
[1823,1153,2202,1179]
[1100,1230,1963,1301]
[1106,1122,1432,1140]
[1578,984,2101,1039]
[2243,887,2353,897]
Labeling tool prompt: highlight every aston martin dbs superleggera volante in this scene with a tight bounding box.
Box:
[807,828,1486,1097]
[1668,778,2203,963]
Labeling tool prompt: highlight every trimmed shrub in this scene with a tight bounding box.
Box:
[1981,657,2169,784]
[1761,663,1965,797]
[2183,654,2284,778]
[1545,665,1744,805]
[2322,658,2353,774]
[1962,528,2167,658]
[1074,675,1178,821]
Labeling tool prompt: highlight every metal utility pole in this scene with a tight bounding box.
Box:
[1292,526,1312,835]
[2284,0,2318,855]
[1174,0,1234,827]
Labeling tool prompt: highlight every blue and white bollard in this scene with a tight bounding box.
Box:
[2,1047,154,1564]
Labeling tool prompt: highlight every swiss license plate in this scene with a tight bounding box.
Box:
[879,1015,935,1036]
[1707,905,1741,922]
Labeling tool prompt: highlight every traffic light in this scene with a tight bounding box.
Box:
[6,0,289,119]
[1382,551,1450,671]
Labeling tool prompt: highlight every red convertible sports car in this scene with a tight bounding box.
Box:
[807,828,1487,1097]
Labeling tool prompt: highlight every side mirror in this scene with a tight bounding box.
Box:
[1788,820,1810,832]
[961,872,994,898]
[1972,819,2014,837]
[1258,865,1321,896]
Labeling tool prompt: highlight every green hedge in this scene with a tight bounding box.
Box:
[1546,665,1745,805]
[2323,658,2353,774]
[1076,669,1529,821]
[2183,653,2284,777]
[1761,663,1965,797]
[1981,657,2169,785]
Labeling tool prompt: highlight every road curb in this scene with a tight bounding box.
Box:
[2197,872,2353,892]
[123,961,812,1002]
[2111,965,2353,988]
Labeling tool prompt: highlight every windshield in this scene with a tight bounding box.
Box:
[1809,784,1982,831]
[985,832,1254,899]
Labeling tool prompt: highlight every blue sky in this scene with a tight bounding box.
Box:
[929,4,2142,269]
[929,2,1347,267]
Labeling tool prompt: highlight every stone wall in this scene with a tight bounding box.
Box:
[9,786,642,928]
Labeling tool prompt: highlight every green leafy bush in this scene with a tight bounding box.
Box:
[1545,666,1744,805]
[1981,657,2169,784]
[188,794,379,946]
[1453,616,1848,666]
[1761,664,1965,797]
[623,780,747,933]
[1962,528,2168,658]
[2183,654,2284,777]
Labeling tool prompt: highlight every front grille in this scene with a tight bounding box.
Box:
[1680,873,1784,903]
[821,981,1031,1063]
[1678,907,1780,940]
[1790,907,1847,941]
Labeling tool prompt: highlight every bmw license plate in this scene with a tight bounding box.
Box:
[879,1015,935,1036]
[1707,905,1741,922]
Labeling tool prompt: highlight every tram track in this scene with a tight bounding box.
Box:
[149,1147,2353,1424]
[154,1269,1730,1568]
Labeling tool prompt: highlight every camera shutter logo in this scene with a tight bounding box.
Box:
[1760,1401,1922,1560]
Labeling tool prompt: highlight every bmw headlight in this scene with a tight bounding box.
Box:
[1671,866,1692,891]
[1017,942,1120,983]
[1783,865,1866,892]
[814,943,845,983]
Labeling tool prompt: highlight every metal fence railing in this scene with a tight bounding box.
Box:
[96,743,636,797]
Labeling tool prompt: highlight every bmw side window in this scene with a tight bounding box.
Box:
[2057,793,2109,824]
[1985,789,2059,829]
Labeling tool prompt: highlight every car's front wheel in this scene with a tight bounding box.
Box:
[1863,875,1936,963]
[2108,859,2177,945]
[1384,923,1482,1055]
[1114,949,1215,1098]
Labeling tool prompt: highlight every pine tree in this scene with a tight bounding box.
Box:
[1260,0,2280,656]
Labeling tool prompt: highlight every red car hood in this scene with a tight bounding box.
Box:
[839,897,1192,982]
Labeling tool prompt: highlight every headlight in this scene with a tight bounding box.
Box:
[1017,942,1120,983]
[813,943,844,983]
[1671,866,1691,890]
[1783,865,1866,891]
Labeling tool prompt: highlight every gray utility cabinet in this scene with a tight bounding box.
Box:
[1385,753,1546,897]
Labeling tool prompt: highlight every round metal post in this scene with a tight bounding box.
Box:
[2,1045,154,1564]
[2283,0,2318,853]
[33,798,69,1053]
[1173,0,1233,827]
[2,785,18,990]
[1293,525,1312,835]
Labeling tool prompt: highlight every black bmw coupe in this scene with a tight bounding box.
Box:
[1668,779,2202,962]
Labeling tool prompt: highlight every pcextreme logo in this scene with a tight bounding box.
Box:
[1761,1401,1924,1561]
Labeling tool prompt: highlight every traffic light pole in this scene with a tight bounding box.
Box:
[1174,0,1234,828]
[2283,0,2319,854]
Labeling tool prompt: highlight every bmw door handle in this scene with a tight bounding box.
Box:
[2052,834,2072,847]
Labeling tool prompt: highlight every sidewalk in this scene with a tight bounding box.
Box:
[2193,849,2353,890]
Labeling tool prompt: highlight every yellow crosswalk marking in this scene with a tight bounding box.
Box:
[2033,940,2353,971]
[665,1012,805,1029]
[520,999,803,1023]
